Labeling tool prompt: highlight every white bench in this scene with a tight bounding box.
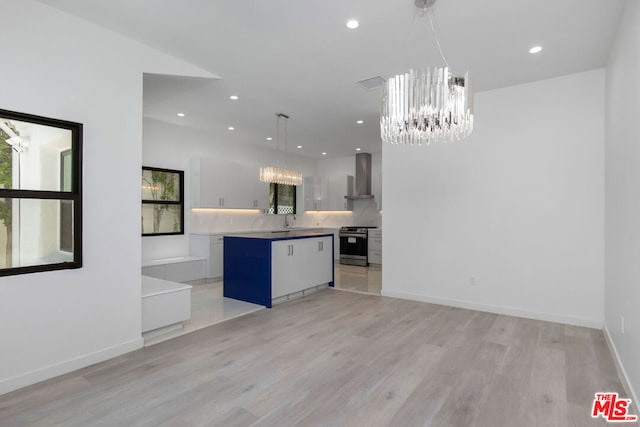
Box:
[142,276,192,336]
[141,256,206,283]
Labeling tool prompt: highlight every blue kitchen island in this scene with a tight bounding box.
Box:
[224,231,334,308]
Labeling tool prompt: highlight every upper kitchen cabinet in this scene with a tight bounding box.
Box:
[190,158,269,209]
[303,176,324,211]
[303,175,353,211]
[327,175,354,211]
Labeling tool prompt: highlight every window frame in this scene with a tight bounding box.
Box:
[59,149,73,253]
[141,166,185,237]
[0,108,83,277]
[269,183,297,215]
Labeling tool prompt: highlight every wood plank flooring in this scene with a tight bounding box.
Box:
[0,289,634,427]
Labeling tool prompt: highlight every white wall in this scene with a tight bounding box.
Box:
[0,0,214,395]
[382,69,605,328]
[604,0,640,402]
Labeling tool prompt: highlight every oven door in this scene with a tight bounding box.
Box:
[339,233,368,266]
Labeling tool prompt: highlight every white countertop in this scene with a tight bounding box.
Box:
[190,227,334,236]
[142,276,192,298]
[141,256,206,267]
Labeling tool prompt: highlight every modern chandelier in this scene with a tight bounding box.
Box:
[380,0,474,145]
[260,113,302,186]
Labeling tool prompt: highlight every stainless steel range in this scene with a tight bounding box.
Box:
[339,226,376,266]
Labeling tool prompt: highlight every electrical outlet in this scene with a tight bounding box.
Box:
[470,276,477,286]
[621,315,625,335]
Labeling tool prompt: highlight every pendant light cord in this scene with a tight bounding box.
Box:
[427,8,449,68]
[276,115,280,153]
[284,116,288,153]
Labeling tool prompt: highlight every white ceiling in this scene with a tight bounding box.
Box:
[38,0,624,158]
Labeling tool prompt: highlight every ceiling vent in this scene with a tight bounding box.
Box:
[356,75,386,90]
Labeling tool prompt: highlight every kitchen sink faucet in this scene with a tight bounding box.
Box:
[284,213,296,229]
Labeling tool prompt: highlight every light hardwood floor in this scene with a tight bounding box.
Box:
[0,290,634,426]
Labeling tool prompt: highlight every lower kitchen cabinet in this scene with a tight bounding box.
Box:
[190,234,224,280]
[224,232,334,308]
[368,229,382,265]
[271,240,300,298]
[272,236,332,298]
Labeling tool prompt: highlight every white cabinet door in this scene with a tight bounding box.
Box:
[368,229,382,265]
[190,234,224,279]
[230,163,256,208]
[305,237,333,285]
[251,180,270,210]
[193,158,228,208]
[210,236,224,279]
[271,240,299,298]
[327,175,353,211]
[304,176,325,211]
[304,176,352,211]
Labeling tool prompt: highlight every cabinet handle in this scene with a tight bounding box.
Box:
[318,241,323,251]
[291,244,294,256]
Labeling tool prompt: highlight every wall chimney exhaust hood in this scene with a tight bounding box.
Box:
[346,152,374,200]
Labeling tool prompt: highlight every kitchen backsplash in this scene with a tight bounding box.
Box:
[190,199,381,233]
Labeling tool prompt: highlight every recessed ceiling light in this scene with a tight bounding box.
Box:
[177,113,185,117]
[229,95,239,100]
[356,148,361,151]
[227,126,235,131]
[529,45,543,54]
[297,145,302,149]
[322,152,327,156]
[356,120,364,124]
[266,137,273,141]
[346,19,359,30]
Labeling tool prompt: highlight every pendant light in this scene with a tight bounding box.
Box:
[380,0,474,145]
[260,113,302,186]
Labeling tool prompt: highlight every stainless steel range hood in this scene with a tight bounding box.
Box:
[346,152,374,200]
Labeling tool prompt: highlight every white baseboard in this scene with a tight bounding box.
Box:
[0,337,143,396]
[380,289,602,329]
[603,325,639,405]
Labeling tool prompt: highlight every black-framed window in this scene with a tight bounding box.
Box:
[268,183,297,215]
[0,108,83,277]
[141,167,184,236]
